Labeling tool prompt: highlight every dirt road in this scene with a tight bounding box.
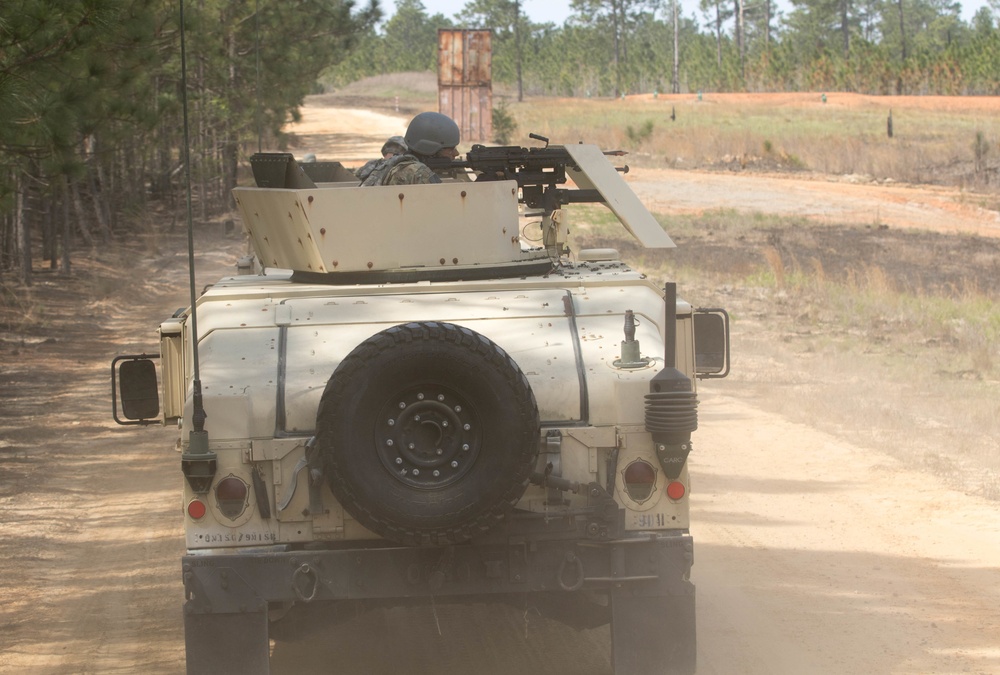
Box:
[631,169,1000,238]
[1,101,998,674]
[268,391,1000,675]
[289,105,1000,239]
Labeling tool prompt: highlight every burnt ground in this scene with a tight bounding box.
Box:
[588,221,1000,298]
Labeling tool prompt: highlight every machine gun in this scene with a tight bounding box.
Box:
[425,133,629,218]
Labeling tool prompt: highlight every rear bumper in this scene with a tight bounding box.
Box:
[182,531,694,615]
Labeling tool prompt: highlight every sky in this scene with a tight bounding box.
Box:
[396,0,991,27]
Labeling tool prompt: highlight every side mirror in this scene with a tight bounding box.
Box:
[693,309,730,379]
[112,355,161,425]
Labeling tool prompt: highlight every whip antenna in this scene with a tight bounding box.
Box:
[255,0,262,153]
[178,0,216,492]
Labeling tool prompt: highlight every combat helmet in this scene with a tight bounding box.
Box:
[381,136,407,156]
[404,112,460,156]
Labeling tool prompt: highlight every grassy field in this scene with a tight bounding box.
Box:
[335,72,1000,191]
[510,92,1000,188]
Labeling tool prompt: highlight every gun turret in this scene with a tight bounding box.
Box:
[425,136,629,219]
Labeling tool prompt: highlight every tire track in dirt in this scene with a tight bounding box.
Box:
[629,169,1000,238]
[693,393,1000,674]
[0,233,238,674]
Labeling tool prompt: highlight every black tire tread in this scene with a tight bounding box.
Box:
[316,321,539,546]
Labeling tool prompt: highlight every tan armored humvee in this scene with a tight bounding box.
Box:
[113,140,729,675]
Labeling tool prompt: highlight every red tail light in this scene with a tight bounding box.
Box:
[666,481,686,501]
[187,499,207,520]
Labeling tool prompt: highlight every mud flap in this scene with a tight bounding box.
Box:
[184,606,270,675]
[610,588,696,675]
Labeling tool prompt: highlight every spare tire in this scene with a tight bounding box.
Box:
[316,321,540,546]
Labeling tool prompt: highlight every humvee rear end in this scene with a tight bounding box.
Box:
[114,141,729,674]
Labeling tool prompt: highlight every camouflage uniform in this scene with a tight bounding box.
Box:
[354,158,382,182]
[355,136,409,182]
[360,155,441,186]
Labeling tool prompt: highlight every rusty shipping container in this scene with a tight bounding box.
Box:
[438,29,492,143]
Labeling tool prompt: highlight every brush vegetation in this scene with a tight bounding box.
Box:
[508,93,1000,188]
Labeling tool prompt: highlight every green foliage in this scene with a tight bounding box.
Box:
[318,0,1000,97]
[625,119,654,145]
[492,99,517,144]
[323,0,452,87]
[1,0,379,278]
[974,130,990,175]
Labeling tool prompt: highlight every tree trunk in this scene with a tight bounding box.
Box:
[896,0,907,93]
[87,162,110,244]
[736,0,745,82]
[841,0,850,58]
[96,153,114,234]
[70,179,95,248]
[613,0,622,97]
[62,176,72,275]
[16,176,32,287]
[45,191,57,269]
[224,25,239,211]
[898,0,907,60]
[514,0,523,102]
[715,2,722,73]
[764,0,771,58]
[672,0,680,94]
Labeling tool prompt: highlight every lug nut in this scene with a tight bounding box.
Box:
[408,443,415,450]
[454,405,462,412]
[395,457,402,464]
[451,461,458,468]
[463,424,471,431]
[388,419,395,426]
[418,393,425,400]
[398,402,406,409]
[442,421,449,428]
[437,395,445,401]
[432,470,440,477]
[386,439,394,447]
[413,469,420,476]
[462,444,469,451]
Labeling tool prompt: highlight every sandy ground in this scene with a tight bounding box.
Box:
[631,169,1000,238]
[1,98,998,674]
